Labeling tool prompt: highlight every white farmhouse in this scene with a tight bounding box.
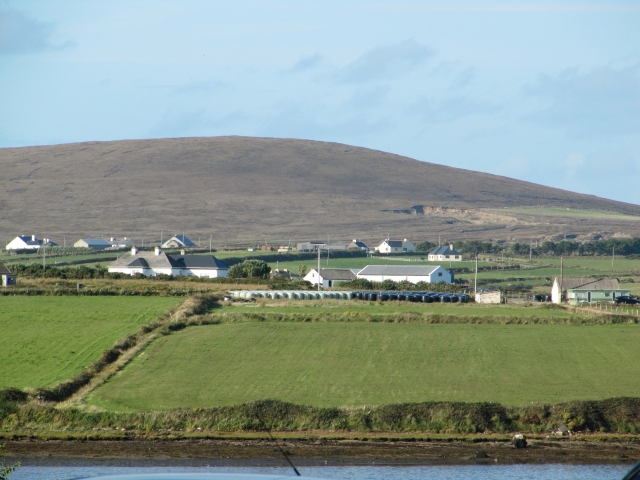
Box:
[357,265,452,284]
[304,268,357,288]
[74,238,112,249]
[428,244,462,261]
[375,239,416,254]
[108,246,228,277]
[5,235,56,250]
[161,235,196,249]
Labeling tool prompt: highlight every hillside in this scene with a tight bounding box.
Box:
[1,136,639,244]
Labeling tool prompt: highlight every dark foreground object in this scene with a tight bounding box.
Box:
[3,438,640,466]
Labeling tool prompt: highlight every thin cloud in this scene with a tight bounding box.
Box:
[287,53,324,73]
[525,63,640,137]
[408,95,500,123]
[0,9,71,55]
[337,39,434,84]
[137,79,228,95]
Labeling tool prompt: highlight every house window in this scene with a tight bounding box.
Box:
[438,272,442,276]
[605,293,609,296]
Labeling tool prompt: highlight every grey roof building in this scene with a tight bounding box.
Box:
[109,246,228,277]
[304,268,357,287]
[74,238,113,249]
[0,263,17,287]
[428,244,462,261]
[357,265,452,284]
[161,235,196,249]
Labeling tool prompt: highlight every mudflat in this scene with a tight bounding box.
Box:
[3,438,640,465]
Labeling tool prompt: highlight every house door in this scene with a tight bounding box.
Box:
[587,292,591,303]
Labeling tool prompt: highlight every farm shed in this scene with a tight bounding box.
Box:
[304,268,358,287]
[356,265,452,284]
[0,263,17,287]
[108,246,228,277]
[551,277,629,304]
[428,244,462,261]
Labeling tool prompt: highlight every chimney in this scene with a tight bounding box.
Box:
[404,238,407,242]
[180,249,186,255]
[131,246,138,255]
[110,237,115,242]
[353,239,357,243]
[32,235,37,241]
[450,243,454,249]
[154,246,161,255]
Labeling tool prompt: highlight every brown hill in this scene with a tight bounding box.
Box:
[1,136,639,245]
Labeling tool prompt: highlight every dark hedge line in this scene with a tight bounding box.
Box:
[1,397,640,434]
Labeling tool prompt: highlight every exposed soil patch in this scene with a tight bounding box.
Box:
[3,438,640,465]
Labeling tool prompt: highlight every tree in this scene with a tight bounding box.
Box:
[298,264,308,276]
[416,240,436,253]
[228,259,270,279]
[1,444,19,480]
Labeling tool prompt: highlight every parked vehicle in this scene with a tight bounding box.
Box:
[615,295,640,305]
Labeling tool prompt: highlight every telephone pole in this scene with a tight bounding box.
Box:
[317,246,321,291]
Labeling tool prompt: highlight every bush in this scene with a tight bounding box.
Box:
[0,387,28,403]
[228,260,270,279]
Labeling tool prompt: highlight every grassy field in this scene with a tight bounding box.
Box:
[88,321,640,411]
[0,296,182,389]
[221,300,578,318]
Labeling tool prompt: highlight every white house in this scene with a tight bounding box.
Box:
[347,239,369,251]
[551,277,627,304]
[0,263,17,287]
[109,237,135,249]
[428,244,462,261]
[357,265,452,284]
[5,235,56,250]
[108,246,228,277]
[74,238,112,249]
[161,235,196,249]
[375,239,416,254]
[304,268,358,288]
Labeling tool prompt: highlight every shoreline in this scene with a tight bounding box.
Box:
[3,438,640,466]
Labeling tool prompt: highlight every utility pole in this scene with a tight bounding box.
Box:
[210,234,212,253]
[64,236,66,248]
[612,246,615,268]
[560,256,564,303]
[42,242,46,279]
[317,246,321,291]
[474,255,478,297]
[161,229,164,245]
[529,244,532,260]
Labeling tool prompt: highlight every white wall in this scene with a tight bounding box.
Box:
[304,269,330,287]
[108,267,228,277]
[357,267,452,285]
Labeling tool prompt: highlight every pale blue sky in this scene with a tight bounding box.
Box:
[1,1,639,203]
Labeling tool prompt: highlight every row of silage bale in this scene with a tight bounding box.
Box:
[229,290,353,300]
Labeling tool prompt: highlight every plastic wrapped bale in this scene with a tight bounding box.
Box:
[512,434,527,449]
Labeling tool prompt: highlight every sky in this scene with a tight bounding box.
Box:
[1,0,639,204]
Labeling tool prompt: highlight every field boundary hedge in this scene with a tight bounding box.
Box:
[1,397,640,435]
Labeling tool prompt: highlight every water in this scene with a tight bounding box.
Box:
[9,464,632,480]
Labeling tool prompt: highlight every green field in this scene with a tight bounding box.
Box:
[223,300,577,318]
[88,321,640,411]
[0,296,182,389]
